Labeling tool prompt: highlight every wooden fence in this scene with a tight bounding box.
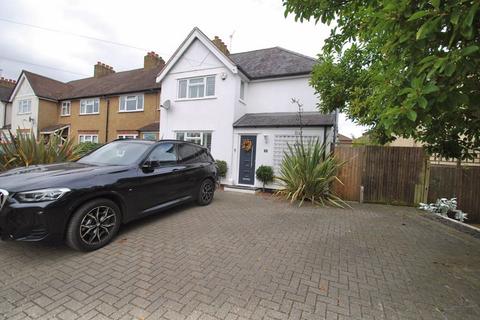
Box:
[333,146,479,222]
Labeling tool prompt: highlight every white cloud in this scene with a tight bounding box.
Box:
[0,0,365,136]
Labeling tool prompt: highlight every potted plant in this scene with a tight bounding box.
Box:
[256,165,274,192]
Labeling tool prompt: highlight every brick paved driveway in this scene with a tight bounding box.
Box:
[1,191,479,320]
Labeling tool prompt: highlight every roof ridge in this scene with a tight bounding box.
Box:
[274,47,317,62]
[23,70,68,84]
[230,46,280,56]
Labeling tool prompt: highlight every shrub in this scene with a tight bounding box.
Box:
[0,130,80,171]
[215,160,227,179]
[256,165,274,191]
[275,139,346,207]
[75,142,102,157]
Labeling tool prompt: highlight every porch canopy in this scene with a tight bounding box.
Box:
[233,112,335,128]
[40,124,70,135]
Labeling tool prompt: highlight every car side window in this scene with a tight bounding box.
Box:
[147,143,177,166]
[178,144,204,164]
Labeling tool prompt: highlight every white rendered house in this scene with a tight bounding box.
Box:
[156,28,336,189]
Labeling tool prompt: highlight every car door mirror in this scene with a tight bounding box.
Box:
[141,160,158,172]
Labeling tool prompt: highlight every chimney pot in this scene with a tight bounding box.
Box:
[144,51,165,70]
[212,36,230,55]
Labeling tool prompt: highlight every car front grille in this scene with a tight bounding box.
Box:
[0,189,9,210]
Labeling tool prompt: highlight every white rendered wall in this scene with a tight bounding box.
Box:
[159,39,238,184]
[10,77,39,134]
[245,76,319,114]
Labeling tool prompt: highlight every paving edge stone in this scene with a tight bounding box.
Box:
[419,211,480,239]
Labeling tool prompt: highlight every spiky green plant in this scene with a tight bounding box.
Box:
[275,139,347,207]
[0,130,80,171]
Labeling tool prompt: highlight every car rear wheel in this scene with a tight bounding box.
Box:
[65,199,121,251]
[196,179,215,206]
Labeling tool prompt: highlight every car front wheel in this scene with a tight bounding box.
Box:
[65,199,121,251]
[197,179,215,206]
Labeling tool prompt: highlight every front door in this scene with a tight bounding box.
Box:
[238,135,257,185]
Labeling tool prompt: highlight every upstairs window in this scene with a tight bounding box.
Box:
[178,76,215,99]
[18,99,32,114]
[80,98,99,115]
[61,101,71,116]
[240,80,245,101]
[120,94,144,112]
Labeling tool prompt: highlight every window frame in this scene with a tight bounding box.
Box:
[240,80,245,102]
[177,75,216,100]
[142,132,157,140]
[61,101,71,116]
[117,134,138,140]
[119,93,144,112]
[80,98,100,115]
[79,134,99,143]
[175,131,212,150]
[18,99,32,115]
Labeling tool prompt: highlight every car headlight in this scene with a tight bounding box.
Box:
[15,188,71,203]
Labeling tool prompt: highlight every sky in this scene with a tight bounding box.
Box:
[0,0,366,137]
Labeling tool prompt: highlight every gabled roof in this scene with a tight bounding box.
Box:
[23,71,71,101]
[156,27,317,83]
[63,66,162,100]
[156,27,238,83]
[233,112,335,128]
[0,86,14,103]
[11,65,163,102]
[230,47,316,80]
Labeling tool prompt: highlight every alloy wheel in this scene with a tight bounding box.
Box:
[201,181,214,203]
[79,206,117,245]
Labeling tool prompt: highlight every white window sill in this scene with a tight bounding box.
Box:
[118,109,144,113]
[17,112,32,115]
[60,114,70,117]
[79,113,100,116]
[175,96,217,102]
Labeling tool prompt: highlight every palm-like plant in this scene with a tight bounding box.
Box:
[275,139,347,207]
[0,130,80,171]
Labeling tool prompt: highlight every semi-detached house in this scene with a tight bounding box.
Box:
[157,28,336,189]
[7,52,164,143]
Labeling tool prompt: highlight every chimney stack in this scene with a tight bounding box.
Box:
[144,51,165,70]
[94,62,115,78]
[0,77,16,89]
[212,36,230,55]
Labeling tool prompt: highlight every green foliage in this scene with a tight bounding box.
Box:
[75,142,102,157]
[255,165,274,190]
[283,0,480,159]
[275,140,346,207]
[215,160,227,178]
[0,130,79,171]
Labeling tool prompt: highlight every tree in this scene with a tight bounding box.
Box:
[283,0,480,159]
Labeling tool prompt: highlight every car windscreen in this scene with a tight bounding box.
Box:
[78,141,151,166]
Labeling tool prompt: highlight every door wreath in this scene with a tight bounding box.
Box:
[241,139,253,152]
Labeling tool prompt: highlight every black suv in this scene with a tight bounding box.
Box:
[0,140,217,251]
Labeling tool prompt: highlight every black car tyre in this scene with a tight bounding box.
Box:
[197,179,215,206]
[65,198,121,251]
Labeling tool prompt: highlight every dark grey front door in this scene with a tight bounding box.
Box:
[238,135,256,185]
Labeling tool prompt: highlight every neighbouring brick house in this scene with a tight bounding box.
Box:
[7,52,164,143]
[0,77,15,135]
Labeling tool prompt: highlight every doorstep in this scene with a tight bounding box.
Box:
[223,185,260,194]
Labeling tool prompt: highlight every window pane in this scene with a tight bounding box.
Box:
[120,96,125,111]
[143,132,156,140]
[189,78,204,84]
[137,95,144,109]
[148,143,177,165]
[126,99,137,110]
[203,132,212,150]
[178,144,202,163]
[206,76,215,96]
[188,85,199,98]
[240,81,245,100]
[186,132,201,138]
[176,132,185,140]
[94,100,99,113]
[178,80,187,98]
[92,136,98,143]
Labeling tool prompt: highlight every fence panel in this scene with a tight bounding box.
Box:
[428,165,480,222]
[333,146,363,201]
[362,146,428,205]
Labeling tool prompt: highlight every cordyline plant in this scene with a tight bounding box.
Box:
[283,0,480,160]
[275,139,347,207]
[0,130,80,171]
